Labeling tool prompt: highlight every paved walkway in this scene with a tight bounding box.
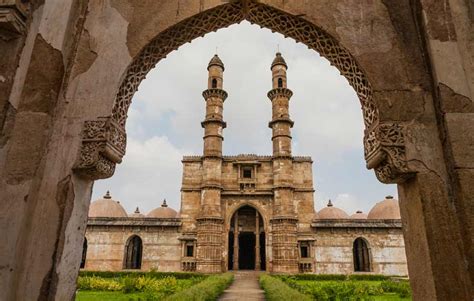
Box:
[219,271,265,301]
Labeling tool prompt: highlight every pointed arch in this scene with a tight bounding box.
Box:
[123,235,143,270]
[353,237,371,272]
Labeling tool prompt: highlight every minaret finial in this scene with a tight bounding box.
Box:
[104,191,111,199]
[162,199,168,207]
[327,199,333,207]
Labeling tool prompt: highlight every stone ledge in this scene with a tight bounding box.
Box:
[312,219,402,228]
[87,217,181,227]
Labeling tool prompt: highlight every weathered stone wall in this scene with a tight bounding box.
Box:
[314,228,408,276]
[84,225,181,272]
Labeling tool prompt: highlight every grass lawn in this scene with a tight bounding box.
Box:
[76,291,147,301]
[373,294,411,301]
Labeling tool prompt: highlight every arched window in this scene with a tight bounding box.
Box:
[80,237,87,269]
[212,78,217,88]
[277,78,283,88]
[353,237,371,272]
[124,235,143,269]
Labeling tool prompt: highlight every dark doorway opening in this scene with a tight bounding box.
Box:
[353,237,370,272]
[80,238,87,268]
[239,232,255,269]
[124,235,143,269]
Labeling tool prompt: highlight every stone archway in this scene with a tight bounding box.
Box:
[0,1,472,300]
[228,205,266,271]
[75,1,411,187]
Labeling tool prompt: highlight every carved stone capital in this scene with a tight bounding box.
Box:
[364,122,415,184]
[74,117,126,180]
[0,3,27,39]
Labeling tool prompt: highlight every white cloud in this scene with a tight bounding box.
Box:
[93,136,188,214]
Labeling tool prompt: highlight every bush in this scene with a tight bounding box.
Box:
[77,276,122,291]
[381,280,411,298]
[165,273,234,301]
[259,274,312,301]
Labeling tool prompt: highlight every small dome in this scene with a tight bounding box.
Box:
[129,207,145,218]
[147,199,178,218]
[350,210,368,219]
[271,52,287,69]
[367,196,401,219]
[318,200,349,219]
[89,191,127,218]
[208,54,224,71]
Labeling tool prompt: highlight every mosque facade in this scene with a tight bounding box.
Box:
[82,54,408,276]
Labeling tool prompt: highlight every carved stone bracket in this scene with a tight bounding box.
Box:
[74,117,126,180]
[364,122,415,184]
[0,3,27,39]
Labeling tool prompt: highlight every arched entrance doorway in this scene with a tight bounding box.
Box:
[228,206,265,271]
[353,237,371,272]
[123,235,143,270]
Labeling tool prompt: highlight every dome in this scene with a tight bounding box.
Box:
[367,196,401,219]
[129,207,145,218]
[147,199,178,218]
[89,191,127,218]
[318,200,349,219]
[350,210,368,219]
[207,54,224,70]
[271,52,287,69]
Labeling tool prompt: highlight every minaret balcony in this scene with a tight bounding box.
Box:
[201,118,227,128]
[202,88,228,101]
[267,87,293,100]
[268,117,294,128]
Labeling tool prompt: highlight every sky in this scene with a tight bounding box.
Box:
[92,21,397,216]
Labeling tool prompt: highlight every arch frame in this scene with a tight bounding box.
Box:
[123,234,143,270]
[352,237,373,273]
[72,1,415,185]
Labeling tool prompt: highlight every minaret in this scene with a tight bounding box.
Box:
[196,54,227,273]
[268,52,299,273]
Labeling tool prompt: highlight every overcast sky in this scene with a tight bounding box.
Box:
[92,21,397,216]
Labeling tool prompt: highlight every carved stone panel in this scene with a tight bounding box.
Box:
[74,117,126,180]
[364,122,415,184]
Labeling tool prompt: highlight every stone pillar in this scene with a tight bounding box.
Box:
[233,212,239,270]
[268,52,298,274]
[196,55,227,273]
[255,211,261,271]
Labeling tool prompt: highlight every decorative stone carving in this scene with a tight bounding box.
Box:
[364,122,415,184]
[267,87,293,100]
[0,2,27,39]
[74,117,126,180]
[202,88,228,101]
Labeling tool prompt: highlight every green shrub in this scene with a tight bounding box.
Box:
[77,276,122,291]
[165,273,233,301]
[259,274,312,301]
[381,280,411,298]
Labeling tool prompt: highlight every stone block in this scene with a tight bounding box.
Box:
[445,113,474,168]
